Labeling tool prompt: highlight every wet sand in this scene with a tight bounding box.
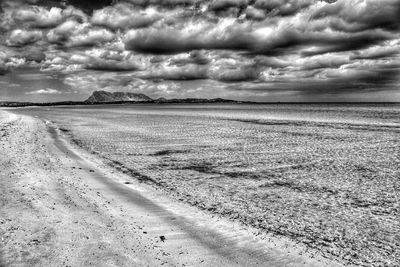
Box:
[0,110,342,266]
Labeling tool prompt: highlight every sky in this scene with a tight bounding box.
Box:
[0,0,399,102]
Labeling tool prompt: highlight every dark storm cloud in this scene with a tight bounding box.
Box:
[230,63,400,95]
[1,0,113,11]
[208,0,248,12]
[65,0,114,13]
[123,19,254,54]
[82,59,139,72]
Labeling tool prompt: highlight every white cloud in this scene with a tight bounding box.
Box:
[91,4,162,30]
[25,88,63,94]
[47,20,115,47]
[7,29,43,46]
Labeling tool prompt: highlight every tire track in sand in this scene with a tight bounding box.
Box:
[42,117,343,267]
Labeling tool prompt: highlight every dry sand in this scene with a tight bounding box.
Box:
[0,110,343,266]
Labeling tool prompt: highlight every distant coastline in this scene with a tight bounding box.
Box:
[1,90,399,108]
[0,99,244,107]
[2,100,400,108]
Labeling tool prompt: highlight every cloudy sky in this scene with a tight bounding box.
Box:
[0,0,399,102]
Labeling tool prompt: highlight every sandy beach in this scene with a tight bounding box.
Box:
[0,110,342,266]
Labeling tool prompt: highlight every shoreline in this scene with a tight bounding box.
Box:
[2,101,400,108]
[0,110,342,266]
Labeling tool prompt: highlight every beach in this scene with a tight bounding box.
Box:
[1,103,399,266]
[0,109,341,266]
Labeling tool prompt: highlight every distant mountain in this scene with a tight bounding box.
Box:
[0,91,241,107]
[85,90,153,103]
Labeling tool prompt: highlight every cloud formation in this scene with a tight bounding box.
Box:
[47,20,115,47]
[0,0,399,101]
[123,0,399,57]
[26,88,63,94]
[91,4,162,30]
[7,29,43,46]
[0,61,8,75]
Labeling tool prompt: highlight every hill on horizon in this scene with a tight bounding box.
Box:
[85,91,153,103]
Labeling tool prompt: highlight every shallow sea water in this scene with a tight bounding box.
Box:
[12,103,400,265]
